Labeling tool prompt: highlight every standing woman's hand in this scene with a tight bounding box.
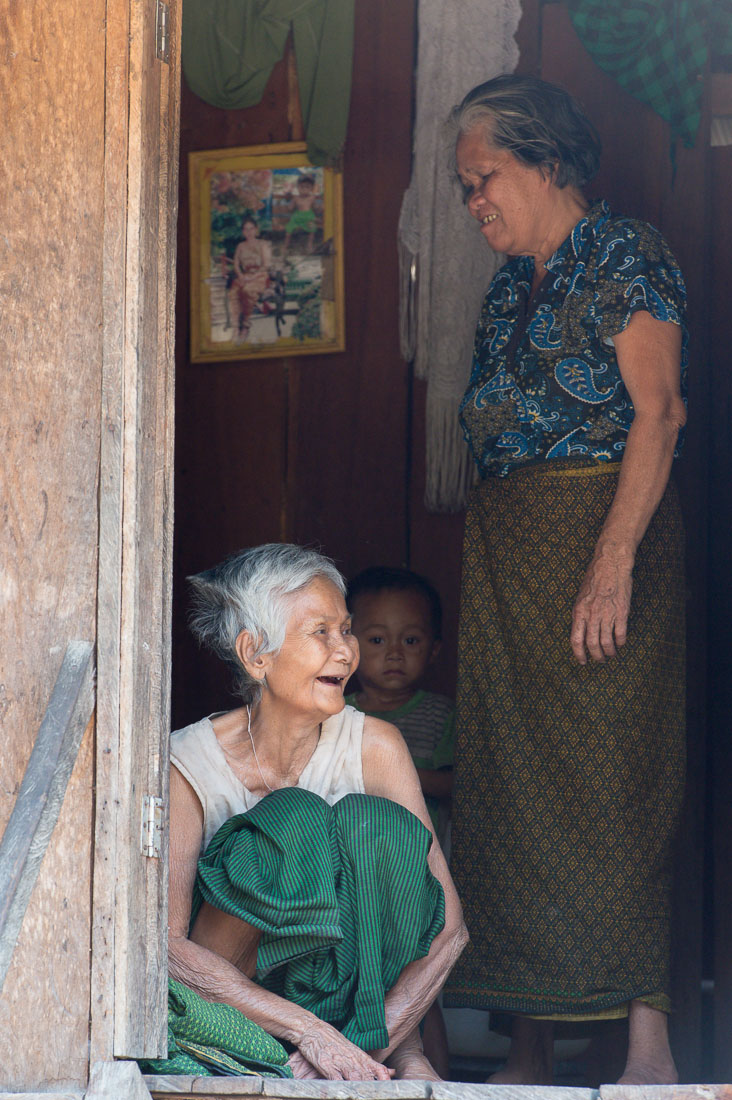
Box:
[569,310,685,665]
[571,544,634,664]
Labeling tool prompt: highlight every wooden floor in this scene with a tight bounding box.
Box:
[4,1078,729,1100]
[142,1078,732,1100]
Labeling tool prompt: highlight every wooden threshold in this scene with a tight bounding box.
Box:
[2,1076,728,1100]
[143,1081,732,1100]
[0,1094,83,1100]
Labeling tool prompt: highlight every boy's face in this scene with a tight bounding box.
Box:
[350,588,440,698]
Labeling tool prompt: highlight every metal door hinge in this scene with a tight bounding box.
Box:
[141,795,164,858]
[156,0,170,64]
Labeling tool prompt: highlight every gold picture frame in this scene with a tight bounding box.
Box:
[189,142,345,362]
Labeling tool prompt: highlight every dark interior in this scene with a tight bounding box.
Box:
[170,0,732,1083]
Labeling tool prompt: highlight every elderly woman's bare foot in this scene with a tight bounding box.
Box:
[617,1000,677,1084]
[394,1053,442,1081]
[386,1027,442,1081]
[487,1016,554,1085]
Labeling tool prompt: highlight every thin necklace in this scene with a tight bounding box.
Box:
[246,704,274,793]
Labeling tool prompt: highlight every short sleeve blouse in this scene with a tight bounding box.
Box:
[459,200,688,478]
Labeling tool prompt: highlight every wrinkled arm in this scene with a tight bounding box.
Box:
[361,719,469,1059]
[570,311,686,664]
[168,765,392,1081]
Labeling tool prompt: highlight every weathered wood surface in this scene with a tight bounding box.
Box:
[90,0,180,1062]
[143,1078,612,1100]
[145,1079,431,1099]
[0,1094,83,1100]
[600,1090,732,1100]
[86,1059,153,1099]
[144,1079,609,1100]
[89,0,133,1066]
[259,1082,429,1099]
[0,0,105,1085]
[0,641,94,990]
[146,1079,264,1096]
[144,1077,732,1100]
[432,1089,597,1100]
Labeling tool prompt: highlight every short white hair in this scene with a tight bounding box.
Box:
[187,543,346,704]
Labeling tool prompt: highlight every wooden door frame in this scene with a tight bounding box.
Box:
[90,0,181,1063]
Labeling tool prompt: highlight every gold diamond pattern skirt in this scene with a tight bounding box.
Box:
[444,460,685,1017]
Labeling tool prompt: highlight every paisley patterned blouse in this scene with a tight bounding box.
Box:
[459,200,688,479]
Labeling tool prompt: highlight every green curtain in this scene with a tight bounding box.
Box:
[182,0,355,166]
[566,0,732,147]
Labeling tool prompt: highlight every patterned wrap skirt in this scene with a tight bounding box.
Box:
[444,459,686,1018]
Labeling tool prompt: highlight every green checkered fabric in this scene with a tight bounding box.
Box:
[139,978,293,1078]
[195,786,445,1052]
[566,0,732,147]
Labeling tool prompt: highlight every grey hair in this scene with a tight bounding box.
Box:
[187,543,346,705]
[450,74,601,190]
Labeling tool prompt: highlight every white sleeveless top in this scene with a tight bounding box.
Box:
[170,705,366,850]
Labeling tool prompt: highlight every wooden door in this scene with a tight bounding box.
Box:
[91,0,181,1064]
[0,0,180,1085]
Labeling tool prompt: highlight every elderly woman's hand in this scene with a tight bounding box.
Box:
[570,543,634,664]
[289,1021,394,1080]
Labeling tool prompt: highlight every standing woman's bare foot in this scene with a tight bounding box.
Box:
[488,1016,554,1084]
[617,1000,678,1084]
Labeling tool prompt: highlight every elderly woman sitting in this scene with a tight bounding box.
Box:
[169,543,468,1081]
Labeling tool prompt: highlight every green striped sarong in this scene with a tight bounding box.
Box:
[195,786,446,1051]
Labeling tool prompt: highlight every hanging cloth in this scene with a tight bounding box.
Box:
[398,0,522,512]
[565,0,732,149]
[182,0,355,166]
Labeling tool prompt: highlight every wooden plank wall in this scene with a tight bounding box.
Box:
[0,0,106,1088]
[172,0,420,725]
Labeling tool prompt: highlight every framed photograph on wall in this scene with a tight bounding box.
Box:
[189,142,345,362]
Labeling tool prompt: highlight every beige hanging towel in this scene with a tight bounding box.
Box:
[399,0,522,511]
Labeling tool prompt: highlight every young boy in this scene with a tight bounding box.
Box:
[346,565,454,1080]
[346,566,454,835]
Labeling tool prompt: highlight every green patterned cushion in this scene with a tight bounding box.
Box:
[139,978,293,1078]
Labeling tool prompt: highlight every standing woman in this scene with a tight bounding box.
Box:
[443,75,687,1085]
